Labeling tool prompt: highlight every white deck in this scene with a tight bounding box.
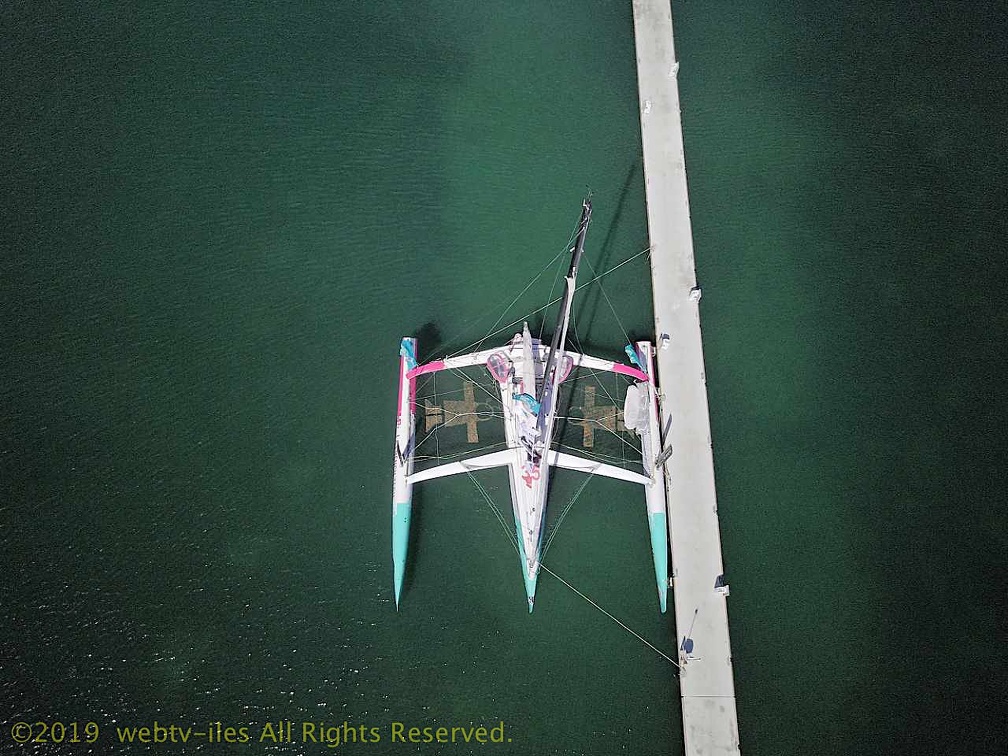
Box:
[631,2,742,754]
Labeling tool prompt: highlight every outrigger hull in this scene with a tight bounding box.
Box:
[632,340,669,613]
[391,337,417,609]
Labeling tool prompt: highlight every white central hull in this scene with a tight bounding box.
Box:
[497,330,550,611]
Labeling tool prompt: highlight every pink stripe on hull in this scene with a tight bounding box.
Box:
[396,356,407,422]
[612,363,651,382]
[407,360,445,380]
[408,367,417,414]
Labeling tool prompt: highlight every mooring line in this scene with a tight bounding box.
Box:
[541,473,595,558]
[464,470,679,671]
[539,563,681,670]
[445,246,651,359]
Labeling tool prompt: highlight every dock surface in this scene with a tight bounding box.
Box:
[630,2,742,754]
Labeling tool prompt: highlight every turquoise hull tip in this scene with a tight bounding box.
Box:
[522,567,538,614]
[648,510,669,613]
[515,521,538,613]
[392,501,412,609]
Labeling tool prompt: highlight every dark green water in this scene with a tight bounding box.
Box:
[677,2,1007,754]
[3,1,1005,755]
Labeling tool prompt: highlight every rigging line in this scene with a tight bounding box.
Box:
[414,373,434,397]
[569,313,626,430]
[559,334,642,460]
[569,304,583,353]
[551,389,641,455]
[448,415,506,425]
[539,562,681,670]
[552,443,643,468]
[465,471,520,554]
[582,417,643,455]
[539,251,567,343]
[448,225,578,359]
[414,438,507,461]
[453,245,651,364]
[535,214,583,345]
[555,421,643,458]
[412,424,444,455]
[419,386,505,408]
[542,472,596,557]
[461,451,673,672]
[564,314,633,455]
[419,391,505,415]
[468,252,563,356]
[465,476,676,671]
[419,398,503,418]
[414,441,508,463]
[447,368,501,406]
[564,346,635,458]
[553,392,641,463]
[580,364,623,406]
[581,253,632,349]
[443,247,652,359]
[436,412,502,435]
[465,474,677,670]
[434,370,440,463]
[419,381,486,399]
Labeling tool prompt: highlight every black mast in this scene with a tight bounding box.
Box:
[536,197,592,432]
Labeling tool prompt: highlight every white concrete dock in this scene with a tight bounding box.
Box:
[631,2,741,754]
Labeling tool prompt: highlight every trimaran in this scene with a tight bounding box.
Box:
[392,197,669,613]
